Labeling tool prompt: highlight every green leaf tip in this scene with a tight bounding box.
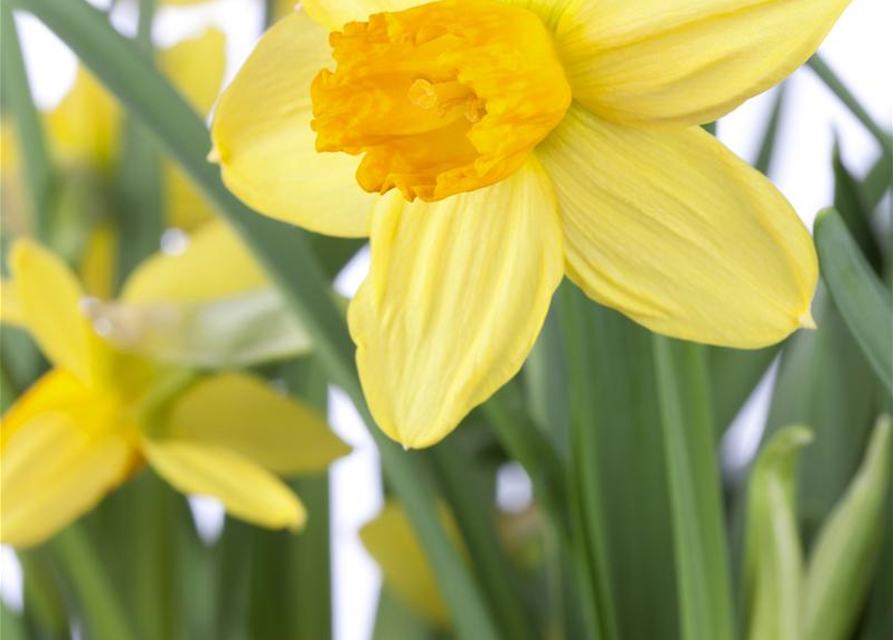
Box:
[803,415,892,640]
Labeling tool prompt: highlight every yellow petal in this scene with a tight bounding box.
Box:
[45,67,120,168]
[536,104,817,348]
[10,239,106,383]
[159,27,226,116]
[211,10,374,237]
[79,222,118,299]
[556,0,852,127]
[158,27,227,231]
[360,500,455,624]
[121,221,266,304]
[1,369,85,452]
[348,157,563,448]
[166,372,349,475]
[300,0,424,29]
[0,277,26,327]
[143,437,306,531]
[1,388,135,548]
[165,164,216,231]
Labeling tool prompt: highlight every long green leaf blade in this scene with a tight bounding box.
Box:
[814,207,892,393]
[743,425,812,640]
[652,337,735,640]
[804,416,892,640]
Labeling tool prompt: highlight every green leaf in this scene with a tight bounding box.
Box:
[862,151,892,211]
[804,416,892,640]
[50,525,140,640]
[481,382,567,541]
[652,336,735,640]
[372,589,442,640]
[753,83,788,176]
[709,345,779,436]
[761,286,880,535]
[0,602,27,640]
[246,357,333,640]
[17,549,70,639]
[743,425,812,640]
[564,296,680,640]
[561,285,622,640]
[0,3,54,241]
[831,144,883,270]
[814,207,892,393]
[428,440,541,640]
[807,55,893,159]
[10,2,503,638]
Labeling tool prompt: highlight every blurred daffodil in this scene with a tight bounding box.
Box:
[361,500,460,624]
[0,233,349,548]
[47,27,225,231]
[211,0,850,447]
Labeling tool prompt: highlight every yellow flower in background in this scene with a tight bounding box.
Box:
[0,233,349,549]
[46,27,226,231]
[361,500,460,624]
[211,0,850,447]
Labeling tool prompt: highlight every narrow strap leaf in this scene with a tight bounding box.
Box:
[804,416,892,640]
[51,525,141,640]
[0,3,54,240]
[754,83,788,176]
[743,425,813,640]
[652,336,736,640]
[814,207,892,394]
[807,55,893,158]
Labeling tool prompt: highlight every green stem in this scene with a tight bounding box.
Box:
[559,287,619,640]
[14,1,503,637]
[651,337,735,640]
[807,55,892,157]
[51,525,140,640]
[481,386,569,542]
[115,0,162,284]
[1,2,53,241]
[429,440,540,640]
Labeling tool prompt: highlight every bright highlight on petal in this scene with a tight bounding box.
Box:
[143,438,307,531]
[311,0,571,201]
[211,11,375,238]
[166,372,350,475]
[537,105,817,348]
[349,158,563,447]
[556,0,853,127]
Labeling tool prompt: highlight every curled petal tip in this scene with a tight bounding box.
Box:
[206,147,221,163]
[798,311,817,330]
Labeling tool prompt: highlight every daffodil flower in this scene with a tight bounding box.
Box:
[0,235,349,548]
[210,0,847,448]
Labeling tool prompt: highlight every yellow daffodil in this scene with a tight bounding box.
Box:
[47,27,226,231]
[361,500,460,624]
[210,0,846,447]
[0,233,349,548]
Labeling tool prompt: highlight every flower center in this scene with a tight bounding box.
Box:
[310,0,571,202]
